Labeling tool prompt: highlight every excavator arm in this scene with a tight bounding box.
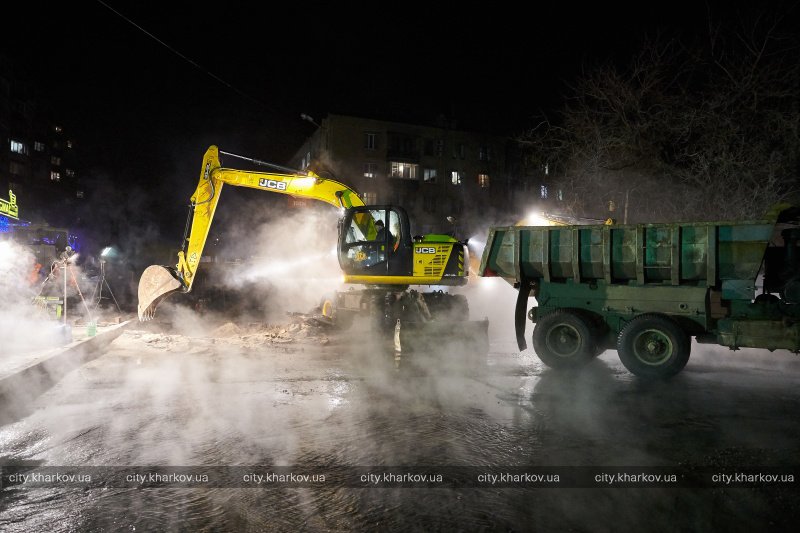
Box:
[138,145,364,320]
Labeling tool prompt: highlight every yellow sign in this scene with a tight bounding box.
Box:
[0,189,18,220]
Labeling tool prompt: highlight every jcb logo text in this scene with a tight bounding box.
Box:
[415,247,436,254]
[259,179,287,191]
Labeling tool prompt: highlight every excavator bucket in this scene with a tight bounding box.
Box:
[137,265,185,321]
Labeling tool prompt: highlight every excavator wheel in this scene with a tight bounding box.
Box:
[137,265,185,321]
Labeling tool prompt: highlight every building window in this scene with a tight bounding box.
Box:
[363,163,377,178]
[76,190,84,199]
[54,125,63,133]
[50,171,61,182]
[9,161,24,175]
[361,192,377,204]
[479,146,491,161]
[540,185,548,199]
[435,139,444,157]
[390,161,418,180]
[66,140,73,149]
[10,140,27,154]
[424,139,434,156]
[558,189,563,201]
[450,171,462,185]
[453,143,465,159]
[51,156,62,166]
[423,168,437,183]
[34,141,45,152]
[66,168,76,177]
[364,132,377,150]
[478,173,490,188]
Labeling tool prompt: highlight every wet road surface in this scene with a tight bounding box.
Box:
[1,320,799,532]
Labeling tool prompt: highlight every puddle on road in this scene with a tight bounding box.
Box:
[1,328,799,531]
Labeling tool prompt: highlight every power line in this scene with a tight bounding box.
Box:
[94,0,273,112]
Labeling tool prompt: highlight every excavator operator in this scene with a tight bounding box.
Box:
[375,219,392,244]
[365,219,393,266]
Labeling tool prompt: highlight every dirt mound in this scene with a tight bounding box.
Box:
[210,322,243,337]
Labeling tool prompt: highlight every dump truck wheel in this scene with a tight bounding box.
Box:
[617,314,690,379]
[532,310,596,368]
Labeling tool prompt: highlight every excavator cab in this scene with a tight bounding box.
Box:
[338,205,469,287]
[338,205,412,279]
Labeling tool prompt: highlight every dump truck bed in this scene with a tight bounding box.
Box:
[479,219,776,298]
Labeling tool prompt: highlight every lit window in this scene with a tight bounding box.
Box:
[479,146,491,161]
[54,125,63,133]
[76,190,84,199]
[423,168,437,183]
[66,140,73,149]
[451,171,462,185]
[540,185,548,199]
[361,192,377,204]
[390,161,418,180]
[364,133,376,150]
[363,162,377,178]
[34,141,45,152]
[50,171,61,182]
[66,168,76,177]
[478,173,490,188]
[558,189,563,201]
[10,140,27,154]
[51,156,61,166]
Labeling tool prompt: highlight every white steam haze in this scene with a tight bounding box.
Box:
[0,239,87,351]
[3,210,800,531]
[212,205,344,320]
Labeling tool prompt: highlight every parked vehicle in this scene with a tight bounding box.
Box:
[478,204,800,378]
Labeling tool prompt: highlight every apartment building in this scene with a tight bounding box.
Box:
[0,57,82,228]
[288,113,534,238]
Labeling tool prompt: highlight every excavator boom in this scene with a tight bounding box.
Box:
[138,145,364,320]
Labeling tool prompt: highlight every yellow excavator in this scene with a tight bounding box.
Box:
[138,145,488,353]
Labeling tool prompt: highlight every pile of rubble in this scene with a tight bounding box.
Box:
[206,317,334,348]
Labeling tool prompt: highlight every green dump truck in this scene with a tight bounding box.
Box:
[478,205,800,378]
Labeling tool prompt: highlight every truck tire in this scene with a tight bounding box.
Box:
[617,314,690,379]
[532,309,597,368]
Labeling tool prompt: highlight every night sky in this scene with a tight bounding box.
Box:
[5,2,754,162]
[2,0,792,249]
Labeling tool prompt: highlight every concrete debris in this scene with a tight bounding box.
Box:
[128,317,332,353]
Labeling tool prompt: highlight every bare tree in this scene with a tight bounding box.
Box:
[519,9,799,223]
